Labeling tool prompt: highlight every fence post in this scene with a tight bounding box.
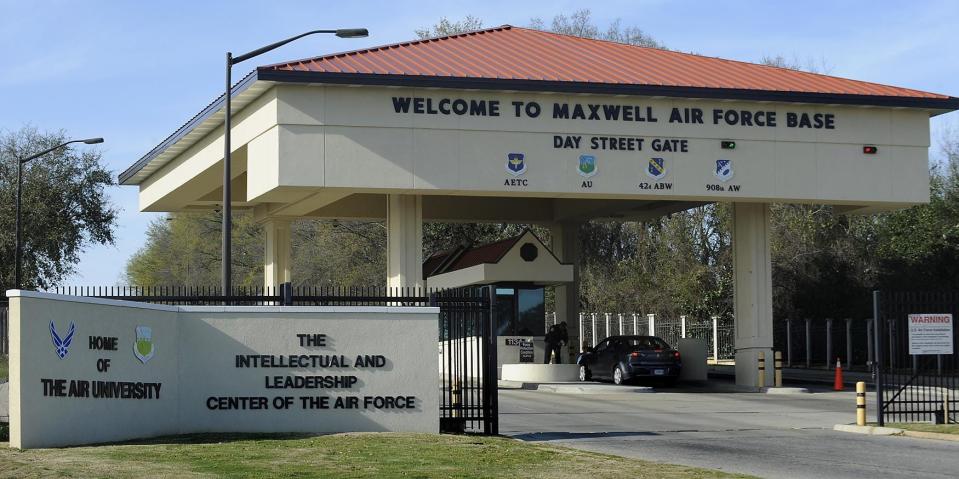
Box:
[845,318,853,368]
[805,318,812,368]
[632,313,638,335]
[591,313,598,347]
[786,318,792,367]
[578,312,584,352]
[826,318,834,369]
[605,313,611,338]
[647,313,655,336]
[872,291,884,427]
[618,313,624,336]
[711,315,719,361]
[680,315,687,339]
[866,318,874,366]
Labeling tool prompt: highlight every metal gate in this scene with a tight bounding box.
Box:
[434,287,498,435]
[873,291,958,426]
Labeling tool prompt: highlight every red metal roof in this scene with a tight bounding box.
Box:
[424,235,522,278]
[260,25,953,102]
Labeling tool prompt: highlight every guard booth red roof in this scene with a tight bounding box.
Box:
[259,25,958,109]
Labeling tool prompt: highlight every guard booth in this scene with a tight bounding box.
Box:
[425,230,573,377]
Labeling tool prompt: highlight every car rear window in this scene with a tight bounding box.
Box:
[624,337,670,349]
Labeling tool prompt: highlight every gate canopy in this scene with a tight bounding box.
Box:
[121,25,959,220]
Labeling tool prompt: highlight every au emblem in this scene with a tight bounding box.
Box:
[646,157,668,180]
[577,155,597,178]
[49,320,76,360]
[714,159,734,182]
[505,153,526,176]
[134,326,156,364]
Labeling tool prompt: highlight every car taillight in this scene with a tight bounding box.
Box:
[630,351,640,358]
[673,351,681,360]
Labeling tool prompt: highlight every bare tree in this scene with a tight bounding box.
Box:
[415,15,484,39]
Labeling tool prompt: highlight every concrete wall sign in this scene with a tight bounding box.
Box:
[6,290,439,449]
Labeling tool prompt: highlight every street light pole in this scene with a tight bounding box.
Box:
[15,137,104,290]
[221,28,368,304]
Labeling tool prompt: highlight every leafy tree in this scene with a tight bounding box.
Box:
[0,127,117,290]
[126,214,391,289]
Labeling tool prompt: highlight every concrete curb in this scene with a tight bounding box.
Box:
[536,383,654,394]
[762,387,810,394]
[833,424,904,436]
[834,424,959,442]
[901,430,959,442]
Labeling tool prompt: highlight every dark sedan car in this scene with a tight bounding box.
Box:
[576,335,682,385]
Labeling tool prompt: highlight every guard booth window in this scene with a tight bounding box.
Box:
[494,287,545,336]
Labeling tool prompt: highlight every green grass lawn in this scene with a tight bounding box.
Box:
[887,423,959,435]
[0,432,752,479]
[0,355,6,382]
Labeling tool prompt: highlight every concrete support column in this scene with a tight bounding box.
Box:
[550,222,581,362]
[263,218,292,290]
[386,194,423,289]
[732,203,775,388]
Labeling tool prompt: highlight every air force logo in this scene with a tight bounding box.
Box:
[646,157,668,180]
[714,159,734,182]
[505,153,526,176]
[577,155,597,178]
[50,320,76,359]
[134,326,155,364]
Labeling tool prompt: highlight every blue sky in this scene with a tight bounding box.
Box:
[2,0,957,285]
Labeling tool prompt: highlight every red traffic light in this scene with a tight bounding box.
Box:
[863,145,878,155]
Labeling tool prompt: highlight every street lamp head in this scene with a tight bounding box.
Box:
[82,138,104,144]
[335,28,369,38]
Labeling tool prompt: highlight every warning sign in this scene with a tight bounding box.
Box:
[908,314,954,355]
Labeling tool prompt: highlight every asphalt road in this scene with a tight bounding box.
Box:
[499,381,959,479]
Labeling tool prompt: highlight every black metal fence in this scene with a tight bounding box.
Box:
[874,291,958,426]
[32,284,499,435]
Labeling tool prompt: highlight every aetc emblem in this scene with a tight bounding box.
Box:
[49,320,76,359]
[134,326,156,364]
[714,159,734,182]
[577,154,597,178]
[646,157,668,180]
[505,152,526,176]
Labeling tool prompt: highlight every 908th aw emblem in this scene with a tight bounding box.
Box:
[714,159,734,182]
[134,326,155,363]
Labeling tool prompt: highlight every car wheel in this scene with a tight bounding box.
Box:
[613,366,625,385]
[579,365,591,382]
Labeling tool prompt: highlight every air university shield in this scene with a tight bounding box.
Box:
[714,159,734,182]
[646,157,668,180]
[578,154,597,178]
[505,152,526,176]
[134,326,155,363]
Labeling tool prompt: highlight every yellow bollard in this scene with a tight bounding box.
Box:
[758,351,766,388]
[856,381,867,426]
[451,379,462,419]
[774,351,783,388]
